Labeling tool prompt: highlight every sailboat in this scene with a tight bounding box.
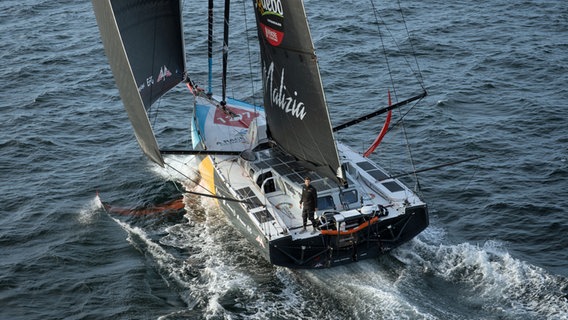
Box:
[92,0,429,268]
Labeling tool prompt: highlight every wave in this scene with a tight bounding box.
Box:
[101,184,568,320]
[100,183,568,319]
[393,228,568,320]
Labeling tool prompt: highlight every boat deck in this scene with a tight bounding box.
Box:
[214,155,320,241]
[193,95,425,245]
[211,146,423,244]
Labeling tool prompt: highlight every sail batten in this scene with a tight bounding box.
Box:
[92,0,186,166]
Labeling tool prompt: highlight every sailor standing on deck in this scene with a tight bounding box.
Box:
[299,176,318,232]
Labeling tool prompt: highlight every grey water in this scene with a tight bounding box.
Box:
[1,0,568,319]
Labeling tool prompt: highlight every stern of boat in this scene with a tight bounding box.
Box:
[267,204,428,269]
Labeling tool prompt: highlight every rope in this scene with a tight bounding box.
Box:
[462,157,482,192]
[370,0,397,100]
[164,155,256,205]
[370,0,426,92]
[397,0,425,89]
[369,0,425,192]
[242,0,258,107]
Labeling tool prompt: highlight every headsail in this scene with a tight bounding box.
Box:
[252,0,342,182]
[92,0,186,166]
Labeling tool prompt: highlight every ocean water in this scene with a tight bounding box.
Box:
[1,0,568,319]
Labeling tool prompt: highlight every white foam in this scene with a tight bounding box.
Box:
[105,196,260,318]
[393,228,568,319]
[180,205,261,318]
[77,194,104,225]
[109,216,179,273]
[302,262,437,319]
[149,154,199,183]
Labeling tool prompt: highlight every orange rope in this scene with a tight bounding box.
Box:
[320,216,379,236]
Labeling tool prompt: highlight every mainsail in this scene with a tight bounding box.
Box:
[252,0,342,181]
[92,0,186,166]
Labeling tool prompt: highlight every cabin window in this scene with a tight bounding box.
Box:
[317,196,335,211]
[257,171,276,193]
[340,189,358,205]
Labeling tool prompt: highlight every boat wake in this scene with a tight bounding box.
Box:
[290,225,568,320]
[99,160,568,319]
[106,195,325,319]
[389,226,568,319]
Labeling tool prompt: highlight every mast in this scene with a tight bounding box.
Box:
[221,0,230,105]
[207,0,213,95]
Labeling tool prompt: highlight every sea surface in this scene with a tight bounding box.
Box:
[1,0,568,319]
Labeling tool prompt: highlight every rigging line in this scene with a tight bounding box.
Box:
[371,0,424,91]
[370,0,396,100]
[397,0,425,88]
[163,154,195,170]
[163,160,201,189]
[183,190,252,204]
[241,0,258,107]
[388,156,485,180]
[164,157,250,204]
[381,97,422,136]
[148,86,162,129]
[370,0,423,191]
[461,156,482,192]
[405,121,421,192]
[149,98,160,129]
[164,159,212,194]
[394,97,421,191]
[208,0,214,95]
[149,4,163,129]
[332,91,426,131]
[200,90,252,134]
[221,0,230,104]
[161,149,242,156]
[240,0,262,152]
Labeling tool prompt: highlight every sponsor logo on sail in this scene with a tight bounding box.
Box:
[156,65,172,83]
[266,62,306,120]
[257,0,283,16]
[256,0,284,46]
[137,65,172,92]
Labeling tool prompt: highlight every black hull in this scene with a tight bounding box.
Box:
[268,206,429,269]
